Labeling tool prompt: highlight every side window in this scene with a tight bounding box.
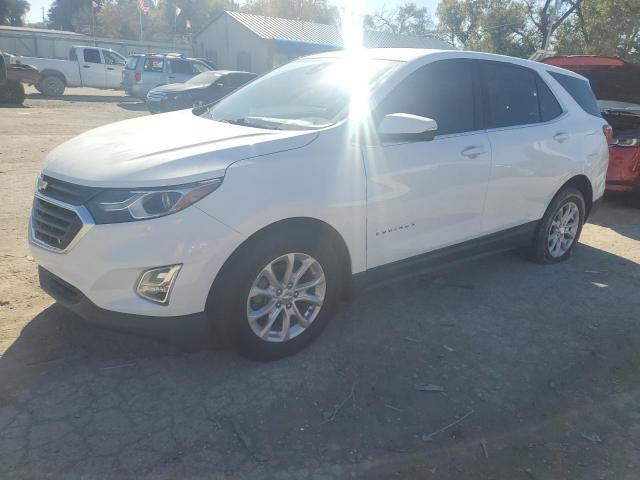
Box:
[548,71,601,118]
[482,62,540,128]
[377,60,476,136]
[191,61,210,73]
[536,76,563,121]
[168,59,193,75]
[143,58,164,72]
[103,50,125,66]
[83,49,102,64]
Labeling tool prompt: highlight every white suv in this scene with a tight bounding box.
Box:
[29,49,609,359]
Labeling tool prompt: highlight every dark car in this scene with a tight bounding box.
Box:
[145,70,257,113]
[0,51,41,105]
[542,55,640,194]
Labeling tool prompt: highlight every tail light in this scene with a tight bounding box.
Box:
[134,72,142,83]
[603,124,614,145]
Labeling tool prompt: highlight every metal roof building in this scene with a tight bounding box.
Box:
[193,11,453,73]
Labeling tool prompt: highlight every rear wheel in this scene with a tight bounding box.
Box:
[0,80,25,104]
[210,228,342,360]
[531,187,585,264]
[40,75,65,96]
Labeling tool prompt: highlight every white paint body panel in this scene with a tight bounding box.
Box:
[30,49,609,318]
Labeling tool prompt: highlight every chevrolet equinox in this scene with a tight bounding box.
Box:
[29,49,610,360]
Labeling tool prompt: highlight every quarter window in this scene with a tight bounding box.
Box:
[482,62,540,128]
[548,71,601,118]
[377,60,476,136]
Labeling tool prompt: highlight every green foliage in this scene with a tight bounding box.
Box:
[241,0,338,24]
[364,2,434,36]
[1,0,30,26]
[555,0,640,62]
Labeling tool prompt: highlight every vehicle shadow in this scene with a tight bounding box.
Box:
[117,101,148,112]
[0,103,28,108]
[1,241,639,478]
[26,93,130,103]
[588,192,640,241]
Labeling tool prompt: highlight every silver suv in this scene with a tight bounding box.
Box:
[121,53,212,99]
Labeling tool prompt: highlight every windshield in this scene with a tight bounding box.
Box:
[203,57,400,130]
[186,71,222,87]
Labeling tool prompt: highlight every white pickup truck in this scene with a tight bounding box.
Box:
[18,46,126,96]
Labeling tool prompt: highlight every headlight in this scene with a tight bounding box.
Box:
[86,178,222,224]
[610,138,639,147]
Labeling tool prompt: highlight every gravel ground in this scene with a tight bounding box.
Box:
[1,87,639,479]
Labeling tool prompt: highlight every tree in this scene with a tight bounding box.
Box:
[436,0,581,57]
[48,0,89,31]
[241,0,337,24]
[555,0,640,62]
[0,0,30,26]
[365,2,434,36]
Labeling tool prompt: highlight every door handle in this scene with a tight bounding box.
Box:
[461,146,486,158]
[168,76,176,79]
[82,65,90,68]
[553,132,570,143]
[107,67,115,70]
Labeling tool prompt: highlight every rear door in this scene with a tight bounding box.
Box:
[78,48,106,88]
[479,61,577,233]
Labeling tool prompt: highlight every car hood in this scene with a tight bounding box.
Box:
[42,109,318,188]
[151,83,204,94]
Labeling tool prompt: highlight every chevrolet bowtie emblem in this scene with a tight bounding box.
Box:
[37,177,48,192]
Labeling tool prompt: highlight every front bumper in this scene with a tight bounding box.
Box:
[29,203,246,319]
[39,266,209,348]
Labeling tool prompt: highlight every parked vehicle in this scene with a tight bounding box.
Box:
[17,46,125,96]
[30,49,609,360]
[121,53,212,99]
[541,56,640,194]
[146,70,257,113]
[0,51,40,104]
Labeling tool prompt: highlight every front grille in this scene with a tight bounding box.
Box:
[32,198,83,250]
[40,175,102,205]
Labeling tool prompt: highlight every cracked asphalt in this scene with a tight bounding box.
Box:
[1,88,639,479]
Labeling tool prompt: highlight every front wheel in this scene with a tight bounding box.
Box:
[531,187,586,264]
[211,229,342,360]
[40,75,65,96]
[0,80,25,104]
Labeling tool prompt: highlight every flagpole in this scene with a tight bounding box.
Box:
[139,7,143,41]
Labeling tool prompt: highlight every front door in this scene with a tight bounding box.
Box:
[78,48,106,88]
[102,50,125,88]
[364,60,492,268]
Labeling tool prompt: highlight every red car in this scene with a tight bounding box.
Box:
[542,56,640,193]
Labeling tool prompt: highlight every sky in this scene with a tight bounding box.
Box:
[26,0,441,25]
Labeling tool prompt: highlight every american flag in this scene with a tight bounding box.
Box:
[138,0,151,14]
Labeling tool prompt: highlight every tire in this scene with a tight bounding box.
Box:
[0,80,24,104]
[531,187,586,264]
[210,227,342,361]
[40,75,65,96]
[34,82,43,94]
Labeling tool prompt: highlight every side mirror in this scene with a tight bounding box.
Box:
[378,113,438,142]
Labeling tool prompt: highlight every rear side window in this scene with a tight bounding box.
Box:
[168,59,193,74]
[481,62,539,128]
[536,76,563,121]
[144,58,164,73]
[377,60,476,136]
[83,49,101,64]
[125,57,139,70]
[548,71,601,117]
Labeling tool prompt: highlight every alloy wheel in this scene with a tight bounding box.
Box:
[547,201,580,257]
[246,253,326,343]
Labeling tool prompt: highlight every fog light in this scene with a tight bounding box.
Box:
[136,264,182,305]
